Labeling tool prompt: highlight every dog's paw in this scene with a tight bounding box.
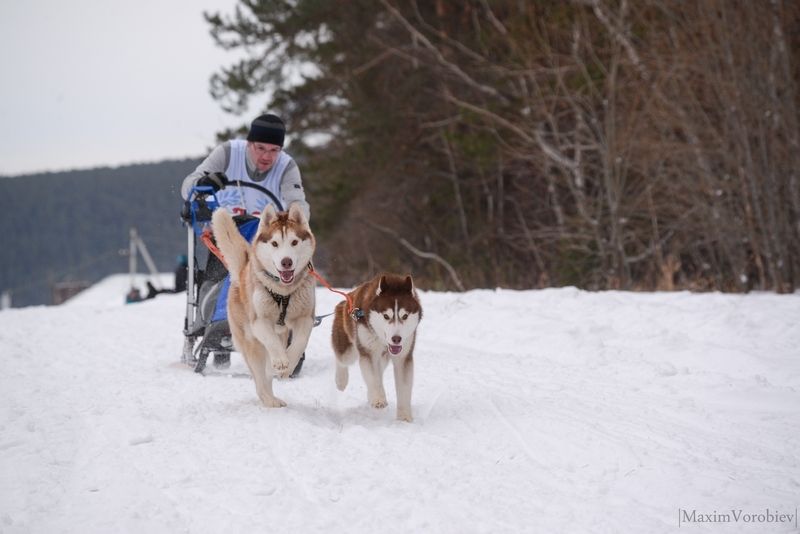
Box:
[260,394,287,408]
[396,410,413,423]
[335,367,349,391]
[370,397,388,409]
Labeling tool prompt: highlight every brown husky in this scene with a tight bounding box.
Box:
[211,202,316,407]
[331,274,422,422]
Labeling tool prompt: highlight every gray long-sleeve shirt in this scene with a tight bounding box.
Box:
[181,141,310,220]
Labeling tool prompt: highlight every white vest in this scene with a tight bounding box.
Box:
[215,139,292,214]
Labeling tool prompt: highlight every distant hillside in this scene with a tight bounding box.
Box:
[0,158,202,307]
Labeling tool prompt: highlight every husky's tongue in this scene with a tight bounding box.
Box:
[279,270,295,284]
[388,344,403,355]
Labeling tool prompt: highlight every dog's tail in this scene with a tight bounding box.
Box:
[211,209,248,283]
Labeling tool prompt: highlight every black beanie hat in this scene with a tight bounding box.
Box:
[247,113,286,146]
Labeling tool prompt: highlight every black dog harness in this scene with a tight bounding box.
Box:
[268,289,291,326]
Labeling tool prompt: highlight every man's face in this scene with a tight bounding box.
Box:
[247,142,281,173]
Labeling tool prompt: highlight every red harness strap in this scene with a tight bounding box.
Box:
[201,228,228,269]
[307,264,356,316]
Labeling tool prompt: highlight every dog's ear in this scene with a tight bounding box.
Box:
[287,201,308,226]
[256,204,279,238]
[403,275,414,294]
[260,203,279,226]
[377,275,388,296]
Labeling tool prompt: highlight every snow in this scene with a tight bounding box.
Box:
[1,275,799,533]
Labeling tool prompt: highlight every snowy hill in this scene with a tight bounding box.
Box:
[1,276,798,533]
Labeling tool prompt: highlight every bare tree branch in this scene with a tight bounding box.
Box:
[366,221,466,292]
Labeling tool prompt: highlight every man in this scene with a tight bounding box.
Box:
[182,113,310,376]
[181,113,309,219]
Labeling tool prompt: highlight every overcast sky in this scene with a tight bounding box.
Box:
[0,0,249,176]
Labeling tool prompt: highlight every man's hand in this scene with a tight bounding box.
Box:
[196,171,229,192]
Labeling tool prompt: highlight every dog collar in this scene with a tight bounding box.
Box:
[261,261,313,285]
[260,269,282,283]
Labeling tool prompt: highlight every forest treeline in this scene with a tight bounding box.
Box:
[0,160,198,306]
[208,0,799,292]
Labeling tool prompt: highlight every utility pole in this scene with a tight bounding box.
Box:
[128,227,162,290]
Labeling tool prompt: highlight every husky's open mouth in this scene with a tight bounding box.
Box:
[279,270,295,284]
[388,344,403,355]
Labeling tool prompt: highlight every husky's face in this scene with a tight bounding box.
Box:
[367,275,422,356]
[254,203,315,285]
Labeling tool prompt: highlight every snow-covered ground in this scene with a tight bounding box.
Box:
[1,274,798,533]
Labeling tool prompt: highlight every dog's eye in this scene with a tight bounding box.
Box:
[271,241,278,248]
[383,313,391,321]
[291,239,298,246]
[401,313,408,320]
